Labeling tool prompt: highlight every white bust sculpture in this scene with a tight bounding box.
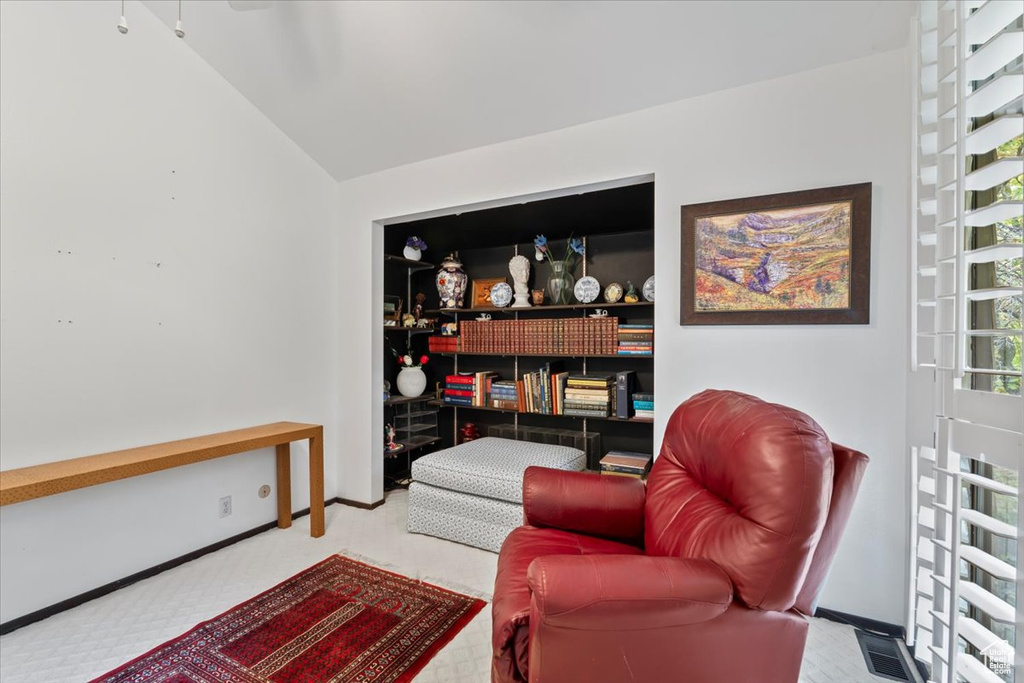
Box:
[508,254,531,308]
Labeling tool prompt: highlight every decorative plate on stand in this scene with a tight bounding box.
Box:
[489,282,513,308]
[573,276,601,304]
[642,276,655,302]
[603,282,623,303]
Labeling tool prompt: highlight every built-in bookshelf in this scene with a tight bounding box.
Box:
[382,181,655,470]
[383,255,442,489]
[431,302,654,469]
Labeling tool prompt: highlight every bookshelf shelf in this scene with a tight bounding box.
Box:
[383,326,439,335]
[389,435,442,454]
[428,400,513,413]
[427,301,653,316]
[396,422,436,433]
[436,351,652,359]
[383,254,435,271]
[429,400,654,424]
[384,395,431,406]
[403,435,442,449]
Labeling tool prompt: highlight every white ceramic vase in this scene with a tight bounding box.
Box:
[396,366,427,397]
[403,246,422,261]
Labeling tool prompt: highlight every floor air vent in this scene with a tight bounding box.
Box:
[855,630,924,683]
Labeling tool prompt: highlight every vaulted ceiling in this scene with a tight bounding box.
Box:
[141,0,915,181]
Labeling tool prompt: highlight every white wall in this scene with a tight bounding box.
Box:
[339,50,912,623]
[0,1,339,623]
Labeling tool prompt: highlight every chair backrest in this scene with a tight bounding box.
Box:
[792,442,869,615]
[644,390,835,612]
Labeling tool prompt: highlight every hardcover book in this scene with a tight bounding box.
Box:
[563,408,610,417]
[600,451,653,473]
[601,470,644,479]
[616,370,636,419]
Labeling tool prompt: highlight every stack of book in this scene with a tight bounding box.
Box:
[444,373,474,406]
[617,324,653,356]
[563,375,614,417]
[632,392,654,419]
[489,379,518,410]
[444,371,497,406]
[599,451,653,479]
[428,336,460,353]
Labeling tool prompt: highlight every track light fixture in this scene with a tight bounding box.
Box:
[117,0,128,34]
[174,0,185,38]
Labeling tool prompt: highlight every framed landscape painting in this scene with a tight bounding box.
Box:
[680,183,871,325]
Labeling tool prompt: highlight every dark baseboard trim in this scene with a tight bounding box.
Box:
[816,607,906,639]
[0,500,341,636]
[334,496,385,510]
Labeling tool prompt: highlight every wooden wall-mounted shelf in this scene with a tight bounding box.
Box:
[427,301,653,316]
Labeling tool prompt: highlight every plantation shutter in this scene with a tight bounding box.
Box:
[910,1,1023,682]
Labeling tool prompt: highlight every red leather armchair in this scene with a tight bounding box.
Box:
[491,389,868,683]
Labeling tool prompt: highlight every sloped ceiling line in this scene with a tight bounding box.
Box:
[140,0,914,181]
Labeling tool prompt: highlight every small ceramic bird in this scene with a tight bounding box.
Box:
[624,281,639,303]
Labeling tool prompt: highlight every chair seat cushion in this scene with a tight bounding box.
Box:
[491,525,643,683]
[411,437,584,503]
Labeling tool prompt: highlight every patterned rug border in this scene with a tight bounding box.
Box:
[336,549,493,603]
[90,553,487,683]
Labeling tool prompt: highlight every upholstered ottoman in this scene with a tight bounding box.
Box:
[407,437,585,552]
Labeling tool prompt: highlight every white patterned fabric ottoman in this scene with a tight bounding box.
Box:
[407,437,586,552]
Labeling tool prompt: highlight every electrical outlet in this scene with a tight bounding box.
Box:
[219,495,232,518]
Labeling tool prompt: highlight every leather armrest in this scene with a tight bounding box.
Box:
[522,466,645,545]
[527,555,733,630]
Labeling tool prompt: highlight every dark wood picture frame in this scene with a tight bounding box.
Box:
[680,182,871,325]
[471,277,507,308]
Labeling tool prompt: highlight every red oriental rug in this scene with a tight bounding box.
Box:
[91,555,486,683]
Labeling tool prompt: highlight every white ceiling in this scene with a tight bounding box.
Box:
[140,0,914,181]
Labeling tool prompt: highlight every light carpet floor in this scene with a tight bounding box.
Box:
[0,489,882,682]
